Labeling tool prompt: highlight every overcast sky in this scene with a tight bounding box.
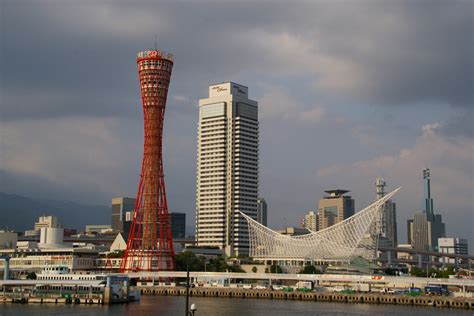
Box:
[1,0,473,248]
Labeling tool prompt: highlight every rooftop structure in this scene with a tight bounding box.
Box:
[34,215,58,230]
[324,190,350,197]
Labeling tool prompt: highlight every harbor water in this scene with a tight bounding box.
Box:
[0,295,469,315]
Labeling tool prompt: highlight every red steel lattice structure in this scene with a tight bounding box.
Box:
[121,50,175,272]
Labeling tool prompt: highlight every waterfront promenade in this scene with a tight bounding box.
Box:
[139,286,474,310]
[129,271,473,290]
[1,272,473,310]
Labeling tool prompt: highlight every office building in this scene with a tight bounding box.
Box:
[257,198,267,227]
[373,178,397,248]
[170,213,186,239]
[195,82,259,257]
[438,237,468,265]
[34,215,58,230]
[85,225,112,234]
[407,169,445,252]
[111,197,135,234]
[303,210,318,231]
[317,190,354,230]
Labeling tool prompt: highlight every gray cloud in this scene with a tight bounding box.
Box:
[437,111,474,139]
[2,1,472,122]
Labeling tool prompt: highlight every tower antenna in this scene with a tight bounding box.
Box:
[154,34,157,50]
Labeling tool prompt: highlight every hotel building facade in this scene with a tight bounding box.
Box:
[195,82,259,257]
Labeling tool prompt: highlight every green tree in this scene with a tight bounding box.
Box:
[299,265,322,274]
[410,266,426,277]
[440,266,455,278]
[428,267,439,278]
[208,256,229,272]
[26,272,37,280]
[175,252,206,271]
[252,266,258,273]
[384,267,398,276]
[270,264,282,273]
[107,250,125,258]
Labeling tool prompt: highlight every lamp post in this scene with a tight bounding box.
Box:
[186,252,190,316]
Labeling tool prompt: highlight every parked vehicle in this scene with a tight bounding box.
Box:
[330,286,346,293]
[405,287,422,297]
[425,286,449,296]
[296,281,312,290]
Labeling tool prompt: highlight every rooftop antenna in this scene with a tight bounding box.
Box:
[154,34,157,50]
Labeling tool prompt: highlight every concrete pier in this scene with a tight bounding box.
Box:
[1,296,103,305]
[139,286,474,310]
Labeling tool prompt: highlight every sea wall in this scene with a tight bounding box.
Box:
[139,286,474,310]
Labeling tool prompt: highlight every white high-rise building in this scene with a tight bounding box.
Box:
[195,82,259,257]
[304,211,318,231]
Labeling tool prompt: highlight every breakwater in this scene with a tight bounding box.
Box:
[140,287,474,309]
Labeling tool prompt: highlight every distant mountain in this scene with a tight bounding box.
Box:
[0,192,110,232]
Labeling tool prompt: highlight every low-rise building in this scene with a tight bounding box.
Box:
[396,244,413,261]
[0,231,17,249]
[85,225,112,234]
[438,237,468,265]
[0,247,99,273]
[0,224,98,273]
[276,227,310,236]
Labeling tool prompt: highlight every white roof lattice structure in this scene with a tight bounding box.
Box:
[240,187,401,262]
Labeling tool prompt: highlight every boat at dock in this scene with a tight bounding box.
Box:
[1,267,140,304]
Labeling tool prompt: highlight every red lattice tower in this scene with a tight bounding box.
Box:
[121,50,175,272]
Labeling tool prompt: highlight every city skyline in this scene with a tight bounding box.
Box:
[1,1,472,249]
